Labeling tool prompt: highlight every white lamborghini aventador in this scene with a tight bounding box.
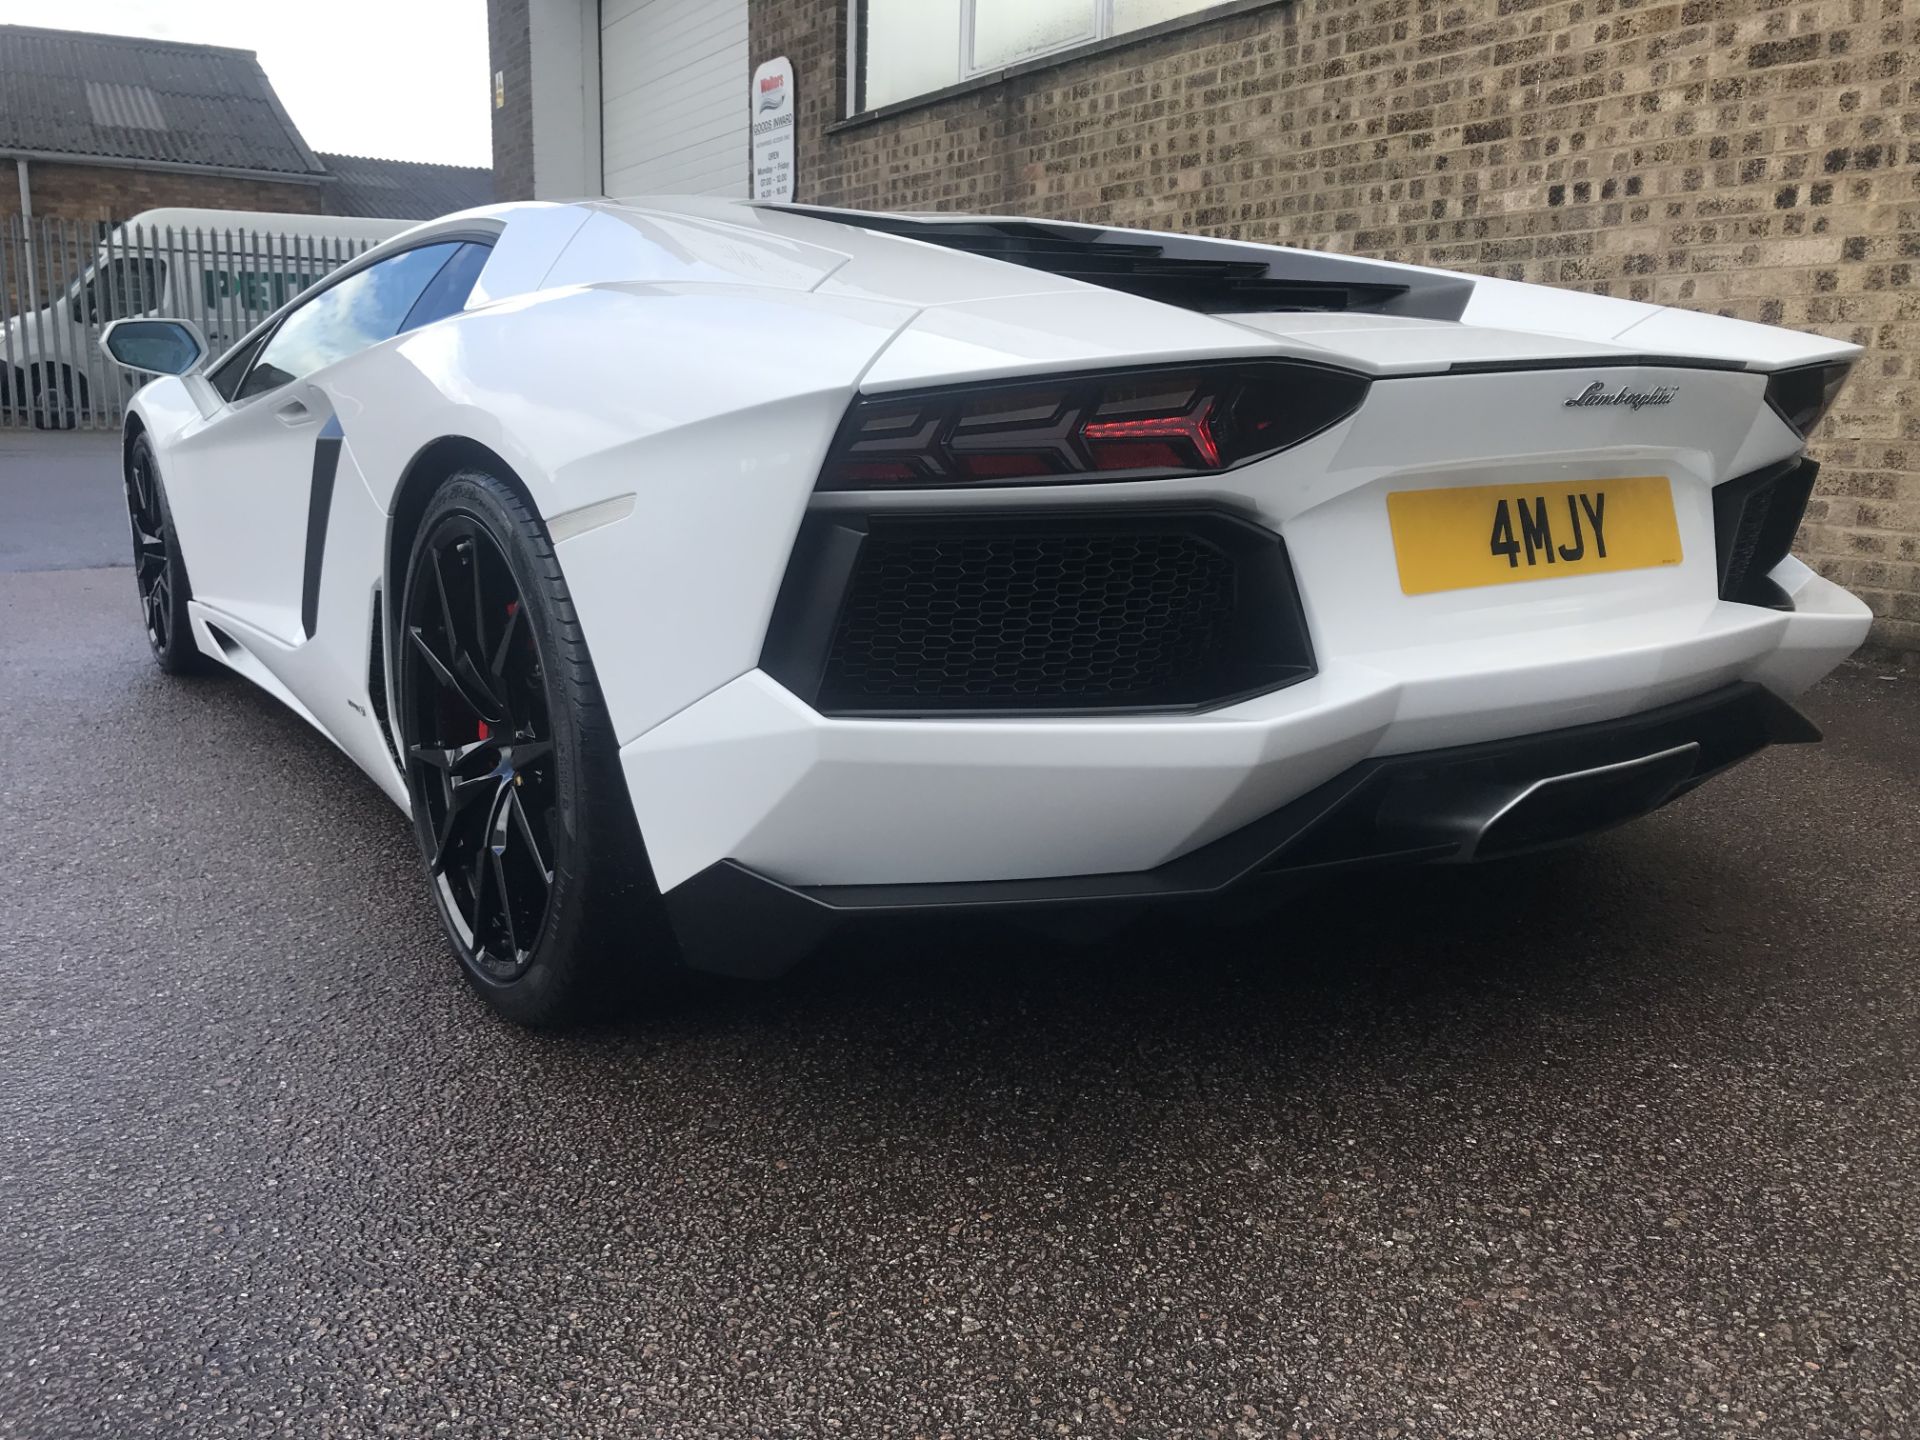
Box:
[102,197,1871,1025]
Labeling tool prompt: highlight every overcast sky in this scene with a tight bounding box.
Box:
[1,1,492,167]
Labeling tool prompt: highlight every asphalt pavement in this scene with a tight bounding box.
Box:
[0,431,127,572]
[2,428,1917,1438]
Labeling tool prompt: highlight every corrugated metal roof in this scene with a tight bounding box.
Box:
[316,153,494,220]
[0,23,325,176]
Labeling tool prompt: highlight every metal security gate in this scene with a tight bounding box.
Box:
[1,216,375,431]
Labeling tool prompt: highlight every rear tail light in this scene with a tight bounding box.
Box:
[818,362,1369,489]
[1765,361,1851,438]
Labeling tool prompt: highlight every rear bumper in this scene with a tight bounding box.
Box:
[661,680,1818,977]
[621,558,1868,896]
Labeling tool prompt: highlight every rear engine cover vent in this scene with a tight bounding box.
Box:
[778,207,1475,319]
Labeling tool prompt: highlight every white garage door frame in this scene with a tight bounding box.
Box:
[599,0,750,198]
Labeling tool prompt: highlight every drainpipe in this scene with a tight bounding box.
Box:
[15,157,37,313]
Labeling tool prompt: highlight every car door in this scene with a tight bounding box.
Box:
[159,241,468,645]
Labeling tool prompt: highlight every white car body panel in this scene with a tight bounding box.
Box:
[543,207,850,293]
[120,196,1872,930]
[859,289,1284,390]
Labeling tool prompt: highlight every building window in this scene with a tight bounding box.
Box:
[855,0,1236,113]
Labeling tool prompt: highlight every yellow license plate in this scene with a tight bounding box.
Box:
[1386,476,1683,596]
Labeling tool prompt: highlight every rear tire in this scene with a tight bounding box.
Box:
[32,367,83,430]
[125,435,209,675]
[395,469,677,1027]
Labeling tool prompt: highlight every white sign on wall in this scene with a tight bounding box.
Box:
[751,56,795,202]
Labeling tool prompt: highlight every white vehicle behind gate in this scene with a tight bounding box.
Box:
[2,208,409,427]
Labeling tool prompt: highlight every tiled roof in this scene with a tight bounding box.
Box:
[0,23,325,177]
[316,153,495,220]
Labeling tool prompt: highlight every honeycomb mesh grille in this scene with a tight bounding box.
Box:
[1721,489,1774,599]
[819,525,1242,709]
[1712,457,1818,609]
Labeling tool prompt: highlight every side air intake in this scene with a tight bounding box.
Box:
[779,207,1475,320]
[368,592,402,771]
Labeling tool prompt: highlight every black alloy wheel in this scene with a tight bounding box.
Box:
[397,470,674,1025]
[402,512,558,983]
[125,435,205,674]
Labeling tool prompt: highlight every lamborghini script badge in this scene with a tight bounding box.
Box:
[1564,380,1678,412]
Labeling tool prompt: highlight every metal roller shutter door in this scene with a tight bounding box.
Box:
[600,0,748,197]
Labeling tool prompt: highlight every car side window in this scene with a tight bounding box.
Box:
[236,243,462,400]
[400,243,491,333]
[208,328,270,402]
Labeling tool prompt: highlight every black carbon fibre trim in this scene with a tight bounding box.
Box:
[301,413,344,641]
[1441,354,1751,375]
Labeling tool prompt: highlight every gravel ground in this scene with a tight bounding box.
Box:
[2,436,1917,1437]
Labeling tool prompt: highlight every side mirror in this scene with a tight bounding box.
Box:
[100,318,208,376]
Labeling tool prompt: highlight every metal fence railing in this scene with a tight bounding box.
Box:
[1,216,376,431]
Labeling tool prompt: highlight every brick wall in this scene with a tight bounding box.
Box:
[751,0,1920,653]
[1,161,323,225]
[489,0,536,201]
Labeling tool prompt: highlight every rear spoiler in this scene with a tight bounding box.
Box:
[777,205,1474,320]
